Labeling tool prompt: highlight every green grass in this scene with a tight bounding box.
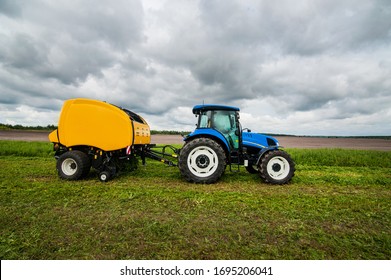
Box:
[0,140,390,260]
[0,140,54,157]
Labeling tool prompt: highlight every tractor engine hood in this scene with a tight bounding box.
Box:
[242,132,280,149]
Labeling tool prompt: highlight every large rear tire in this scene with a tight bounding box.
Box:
[179,138,226,184]
[259,150,295,184]
[57,150,91,180]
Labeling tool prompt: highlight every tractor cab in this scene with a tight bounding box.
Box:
[191,105,241,151]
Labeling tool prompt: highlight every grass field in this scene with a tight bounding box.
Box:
[0,140,390,260]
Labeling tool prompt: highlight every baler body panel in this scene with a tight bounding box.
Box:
[52,98,150,151]
[132,116,151,145]
[48,129,59,143]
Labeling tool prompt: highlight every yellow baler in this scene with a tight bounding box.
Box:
[49,98,150,150]
[48,98,174,182]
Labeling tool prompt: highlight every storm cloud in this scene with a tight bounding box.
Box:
[0,0,390,135]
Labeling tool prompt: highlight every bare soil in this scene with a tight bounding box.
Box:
[1,130,390,151]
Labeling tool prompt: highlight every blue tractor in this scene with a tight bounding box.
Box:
[178,104,295,184]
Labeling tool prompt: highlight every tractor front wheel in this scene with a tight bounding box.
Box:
[179,138,226,184]
[258,150,295,184]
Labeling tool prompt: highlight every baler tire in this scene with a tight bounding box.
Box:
[57,150,91,180]
[99,171,111,182]
[179,138,226,184]
[258,150,295,184]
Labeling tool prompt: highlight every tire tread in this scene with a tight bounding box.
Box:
[259,150,295,184]
[179,138,226,184]
[56,150,91,180]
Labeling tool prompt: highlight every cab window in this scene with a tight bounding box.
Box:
[197,110,239,150]
[212,111,235,133]
[198,111,212,128]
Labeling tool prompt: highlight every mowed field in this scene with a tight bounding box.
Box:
[0,131,390,260]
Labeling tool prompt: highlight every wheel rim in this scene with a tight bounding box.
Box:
[61,158,78,176]
[100,174,107,181]
[187,146,219,178]
[266,156,290,180]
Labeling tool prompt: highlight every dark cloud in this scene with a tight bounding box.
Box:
[0,0,390,135]
[0,0,22,17]
[1,0,143,85]
[200,0,391,54]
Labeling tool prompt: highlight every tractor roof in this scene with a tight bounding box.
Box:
[192,104,240,114]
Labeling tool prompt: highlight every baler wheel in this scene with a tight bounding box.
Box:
[57,150,91,180]
[99,171,111,182]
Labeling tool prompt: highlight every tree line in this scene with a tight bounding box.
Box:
[0,123,190,135]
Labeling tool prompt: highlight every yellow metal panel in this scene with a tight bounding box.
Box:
[48,130,59,143]
[58,99,133,151]
[133,118,151,145]
[49,98,151,150]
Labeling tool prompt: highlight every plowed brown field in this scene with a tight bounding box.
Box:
[1,130,390,151]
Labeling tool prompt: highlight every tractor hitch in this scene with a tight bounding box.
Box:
[140,144,180,167]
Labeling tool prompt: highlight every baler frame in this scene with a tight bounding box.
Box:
[52,143,179,182]
[140,144,179,167]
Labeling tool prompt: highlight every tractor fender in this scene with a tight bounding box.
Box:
[255,146,280,166]
[183,129,230,156]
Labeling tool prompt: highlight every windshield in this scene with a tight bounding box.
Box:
[198,110,239,149]
[198,110,236,130]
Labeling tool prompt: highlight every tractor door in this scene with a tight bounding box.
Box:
[211,110,240,150]
[197,109,241,150]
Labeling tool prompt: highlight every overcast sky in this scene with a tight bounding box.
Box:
[1,0,390,136]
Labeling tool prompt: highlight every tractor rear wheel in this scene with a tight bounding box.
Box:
[179,138,226,184]
[258,150,295,184]
[57,150,91,180]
